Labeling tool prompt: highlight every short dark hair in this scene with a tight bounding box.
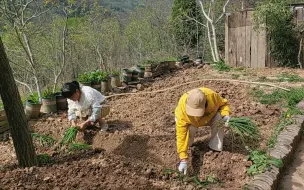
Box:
[61,81,80,98]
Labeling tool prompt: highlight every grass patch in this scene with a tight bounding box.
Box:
[37,153,52,165]
[31,133,56,147]
[59,127,79,145]
[277,72,304,82]
[69,143,92,151]
[213,60,231,72]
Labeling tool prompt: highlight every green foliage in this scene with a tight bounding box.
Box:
[253,0,298,67]
[78,72,92,83]
[163,169,222,188]
[246,150,283,175]
[267,117,294,148]
[213,60,231,72]
[228,117,259,146]
[42,87,54,99]
[32,133,56,147]
[27,93,40,104]
[277,72,304,82]
[59,127,79,145]
[109,69,121,77]
[171,0,202,48]
[90,71,108,83]
[37,154,52,165]
[69,143,92,151]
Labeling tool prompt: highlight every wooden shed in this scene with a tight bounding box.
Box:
[225,5,304,68]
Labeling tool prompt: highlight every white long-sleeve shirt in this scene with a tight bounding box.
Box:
[67,86,106,122]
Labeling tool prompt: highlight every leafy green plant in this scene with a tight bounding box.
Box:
[37,154,52,165]
[213,60,231,72]
[253,0,298,67]
[109,69,120,77]
[32,133,56,147]
[267,117,294,148]
[90,71,108,83]
[246,150,283,175]
[42,87,54,99]
[228,117,259,145]
[78,72,92,83]
[277,72,304,82]
[69,143,92,151]
[59,127,79,145]
[27,92,40,104]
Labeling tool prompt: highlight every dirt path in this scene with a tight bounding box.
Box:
[279,139,304,190]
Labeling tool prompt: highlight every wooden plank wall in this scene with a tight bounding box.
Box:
[295,7,304,66]
[225,10,267,68]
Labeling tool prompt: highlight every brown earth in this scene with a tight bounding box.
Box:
[0,66,289,190]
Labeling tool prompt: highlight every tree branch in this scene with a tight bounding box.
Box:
[198,0,213,23]
[14,78,33,94]
[184,15,207,27]
[215,0,230,24]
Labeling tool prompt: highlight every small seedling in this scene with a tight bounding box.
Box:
[59,127,79,145]
[32,133,56,147]
[37,153,52,165]
[69,143,92,151]
[246,150,283,175]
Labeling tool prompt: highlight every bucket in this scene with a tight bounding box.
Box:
[41,97,57,113]
[136,66,145,78]
[131,70,139,81]
[122,69,132,83]
[55,93,68,110]
[25,101,42,119]
[111,76,121,88]
[91,83,101,92]
[79,82,91,87]
[101,80,109,93]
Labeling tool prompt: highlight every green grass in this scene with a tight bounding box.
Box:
[69,143,92,151]
[213,60,231,72]
[59,127,79,145]
[37,154,52,165]
[31,133,56,147]
[277,72,304,82]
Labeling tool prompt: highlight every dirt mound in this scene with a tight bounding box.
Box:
[0,67,281,189]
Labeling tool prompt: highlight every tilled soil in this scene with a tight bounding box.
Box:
[0,67,282,189]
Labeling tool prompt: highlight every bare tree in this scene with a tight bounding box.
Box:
[0,0,54,101]
[0,38,38,167]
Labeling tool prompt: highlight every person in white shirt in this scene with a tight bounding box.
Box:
[61,81,109,132]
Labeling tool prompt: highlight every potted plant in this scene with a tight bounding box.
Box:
[78,72,92,87]
[54,91,68,111]
[90,71,103,92]
[100,71,110,93]
[121,68,132,83]
[109,70,121,88]
[41,87,57,114]
[25,92,42,119]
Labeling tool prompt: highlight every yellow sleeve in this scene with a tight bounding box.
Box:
[214,93,230,117]
[176,119,190,159]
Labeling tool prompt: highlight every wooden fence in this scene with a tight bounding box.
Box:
[225,7,304,68]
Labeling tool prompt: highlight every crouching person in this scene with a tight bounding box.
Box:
[61,81,110,132]
[175,88,231,175]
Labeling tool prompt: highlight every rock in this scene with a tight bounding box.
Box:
[131,89,138,93]
[244,161,252,167]
[43,177,51,181]
[296,100,304,110]
[144,168,153,178]
[137,84,144,91]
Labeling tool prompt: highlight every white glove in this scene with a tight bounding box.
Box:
[178,161,187,175]
[223,116,231,127]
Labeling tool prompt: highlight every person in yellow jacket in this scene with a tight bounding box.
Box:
[175,87,230,174]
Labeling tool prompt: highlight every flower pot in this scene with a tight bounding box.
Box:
[25,100,42,119]
[122,69,132,83]
[79,82,91,87]
[55,93,68,110]
[41,97,57,114]
[101,80,110,93]
[135,65,145,78]
[91,83,101,92]
[168,61,176,69]
[111,76,121,88]
[131,70,139,81]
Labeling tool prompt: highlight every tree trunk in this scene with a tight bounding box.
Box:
[298,38,303,69]
[0,38,38,167]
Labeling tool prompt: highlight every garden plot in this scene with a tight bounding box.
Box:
[0,67,298,189]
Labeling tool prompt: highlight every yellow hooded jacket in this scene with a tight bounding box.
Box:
[174,87,230,159]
